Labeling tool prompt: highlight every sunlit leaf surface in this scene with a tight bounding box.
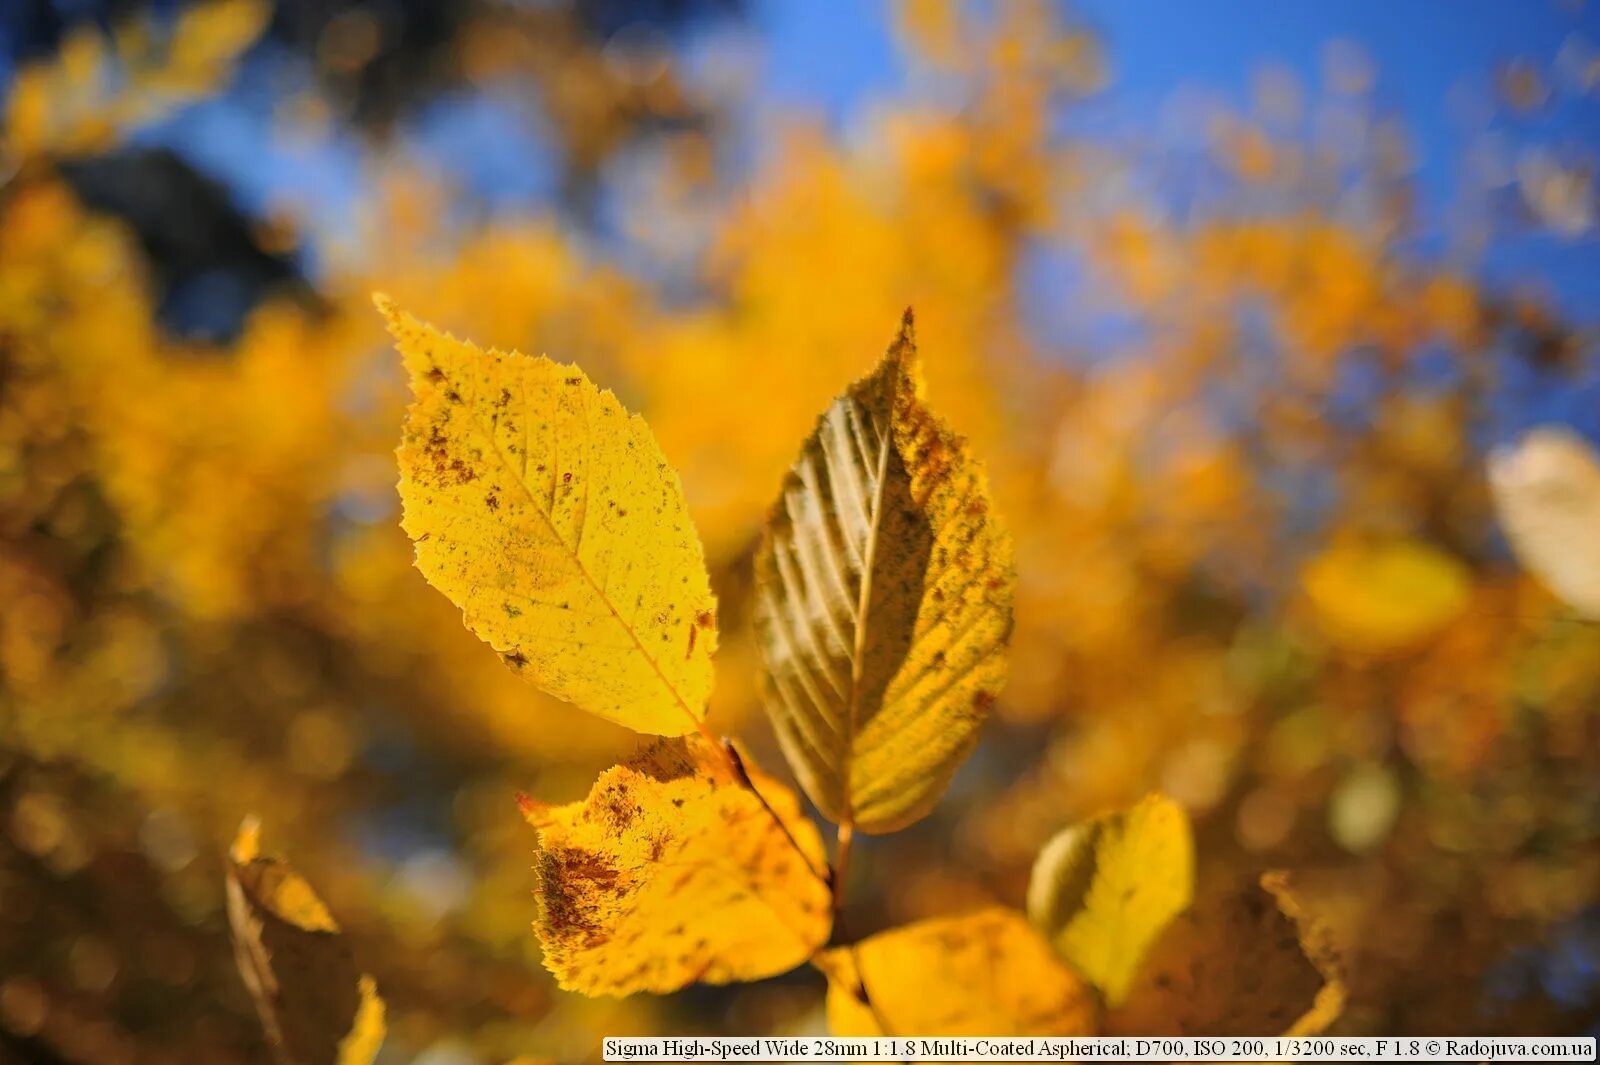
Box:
[521,736,831,997]
[754,314,1015,834]
[382,296,718,735]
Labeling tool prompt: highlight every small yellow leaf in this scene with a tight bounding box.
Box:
[1300,536,1471,653]
[524,736,830,996]
[1026,794,1195,1006]
[380,296,718,735]
[755,311,1016,834]
[814,908,1098,1037]
[1106,872,1345,1037]
[226,819,386,1065]
[1488,426,1600,619]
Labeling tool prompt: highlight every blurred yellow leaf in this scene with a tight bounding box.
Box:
[381,295,718,736]
[2,0,269,159]
[754,312,1015,834]
[521,735,830,997]
[814,908,1097,1037]
[167,0,270,79]
[226,820,386,1065]
[1488,426,1600,619]
[1106,872,1345,1037]
[1301,536,1471,653]
[1025,794,1195,1005]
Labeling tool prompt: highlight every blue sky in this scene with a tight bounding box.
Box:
[751,0,1599,318]
[4,1,1596,325]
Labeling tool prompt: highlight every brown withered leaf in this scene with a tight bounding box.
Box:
[1106,871,1345,1037]
[225,819,385,1065]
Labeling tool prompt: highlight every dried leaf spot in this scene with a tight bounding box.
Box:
[524,736,830,997]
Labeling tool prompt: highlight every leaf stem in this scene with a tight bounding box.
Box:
[832,821,854,915]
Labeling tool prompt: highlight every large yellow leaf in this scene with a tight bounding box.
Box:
[521,735,831,996]
[1025,794,1194,1006]
[1106,872,1345,1037]
[1300,536,1471,654]
[1488,426,1600,619]
[754,312,1015,834]
[814,908,1098,1037]
[225,820,386,1065]
[379,296,717,736]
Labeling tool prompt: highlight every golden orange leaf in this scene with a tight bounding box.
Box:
[754,312,1015,834]
[522,736,830,997]
[1300,536,1471,654]
[814,908,1098,1037]
[380,295,718,736]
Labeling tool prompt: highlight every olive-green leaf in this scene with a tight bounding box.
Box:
[1026,794,1195,1006]
[226,819,386,1065]
[754,311,1016,835]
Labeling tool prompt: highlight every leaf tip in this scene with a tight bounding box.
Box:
[890,306,918,363]
[231,814,262,864]
[516,792,550,827]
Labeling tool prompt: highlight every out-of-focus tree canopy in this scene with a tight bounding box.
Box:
[1,1,1597,1062]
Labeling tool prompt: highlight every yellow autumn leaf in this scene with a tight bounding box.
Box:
[1025,794,1195,1006]
[1488,426,1600,619]
[754,311,1015,835]
[380,295,718,736]
[225,819,386,1065]
[521,735,831,997]
[1106,872,1345,1037]
[1300,536,1471,653]
[814,908,1098,1037]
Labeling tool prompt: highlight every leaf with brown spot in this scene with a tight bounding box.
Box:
[813,908,1098,1037]
[521,736,831,997]
[1106,871,1346,1037]
[379,295,718,736]
[225,819,386,1065]
[754,311,1015,835]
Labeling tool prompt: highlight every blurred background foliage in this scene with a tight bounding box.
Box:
[1,0,1599,1061]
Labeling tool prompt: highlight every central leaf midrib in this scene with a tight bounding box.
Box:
[839,402,895,826]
